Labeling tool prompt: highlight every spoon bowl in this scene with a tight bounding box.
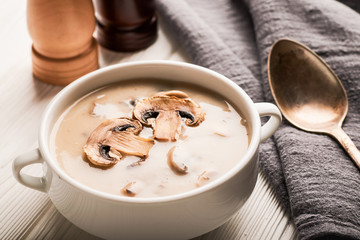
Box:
[268,38,360,169]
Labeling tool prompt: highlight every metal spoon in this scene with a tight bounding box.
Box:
[268,38,360,169]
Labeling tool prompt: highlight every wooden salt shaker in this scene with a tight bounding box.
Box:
[94,0,157,52]
[27,0,99,85]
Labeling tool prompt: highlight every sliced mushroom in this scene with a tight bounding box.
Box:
[127,158,145,168]
[121,181,142,197]
[167,146,188,175]
[196,170,217,187]
[133,90,205,141]
[83,117,154,167]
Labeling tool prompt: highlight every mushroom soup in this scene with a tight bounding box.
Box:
[51,80,249,198]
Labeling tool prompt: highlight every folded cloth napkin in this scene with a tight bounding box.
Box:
[155,0,360,239]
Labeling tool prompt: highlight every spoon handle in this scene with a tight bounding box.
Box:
[330,127,360,169]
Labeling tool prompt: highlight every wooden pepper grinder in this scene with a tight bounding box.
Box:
[27,0,99,85]
[94,0,157,52]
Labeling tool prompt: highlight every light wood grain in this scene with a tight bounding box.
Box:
[0,0,297,239]
[27,0,98,85]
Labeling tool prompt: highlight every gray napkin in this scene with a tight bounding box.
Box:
[155,0,360,239]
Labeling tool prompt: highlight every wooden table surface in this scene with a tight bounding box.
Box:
[0,0,298,239]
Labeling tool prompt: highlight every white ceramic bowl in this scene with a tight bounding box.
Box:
[13,61,281,240]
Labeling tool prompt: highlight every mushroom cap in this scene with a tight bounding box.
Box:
[153,90,190,99]
[83,117,154,167]
[133,90,205,141]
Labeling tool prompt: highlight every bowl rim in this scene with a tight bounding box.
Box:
[39,60,261,204]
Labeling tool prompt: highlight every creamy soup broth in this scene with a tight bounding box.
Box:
[51,80,249,198]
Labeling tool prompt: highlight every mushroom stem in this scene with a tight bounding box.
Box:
[154,111,182,142]
[105,131,154,158]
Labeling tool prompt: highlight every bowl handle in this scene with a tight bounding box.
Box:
[255,103,282,142]
[12,148,48,193]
